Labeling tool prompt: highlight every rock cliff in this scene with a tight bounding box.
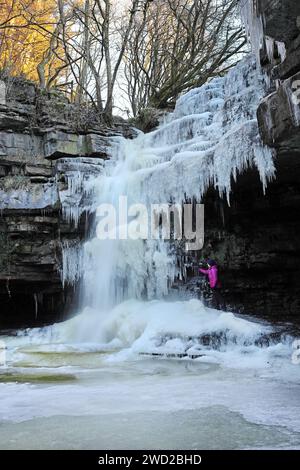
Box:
[0,77,133,327]
[185,0,300,319]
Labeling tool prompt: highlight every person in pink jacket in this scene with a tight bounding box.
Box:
[199,259,219,289]
[199,259,224,309]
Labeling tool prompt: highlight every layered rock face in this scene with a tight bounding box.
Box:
[179,160,300,319]
[0,78,132,327]
[198,166,300,318]
[252,0,300,153]
[241,0,300,318]
[186,0,300,319]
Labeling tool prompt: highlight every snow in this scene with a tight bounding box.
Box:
[4,298,298,383]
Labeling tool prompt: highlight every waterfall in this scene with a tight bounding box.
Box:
[4,52,288,361]
[61,55,274,318]
[82,138,178,310]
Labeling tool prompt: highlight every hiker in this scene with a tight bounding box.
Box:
[199,259,225,310]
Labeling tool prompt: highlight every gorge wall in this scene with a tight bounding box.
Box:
[185,0,300,319]
[0,78,133,327]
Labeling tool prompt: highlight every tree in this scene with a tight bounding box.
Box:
[0,0,247,123]
[0,0,62,82]
[123,0,247,115]
[59,0,147,122]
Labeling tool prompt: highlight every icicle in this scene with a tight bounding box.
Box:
[265,36,275,63]
[276,41,286,63]
[34,294,38,319]
[240,0,264,65]
[127,55,275,205]
[56,157,104,227]
[60,240,84,287]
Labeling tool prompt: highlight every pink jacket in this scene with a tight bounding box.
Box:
[199,265,219,289]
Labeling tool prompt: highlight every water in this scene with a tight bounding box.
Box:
[0,55,299,449]
[1,299,300,449]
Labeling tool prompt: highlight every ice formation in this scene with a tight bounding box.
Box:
[0,55,273,294]
[240,0,264,64]
[56,157,105,226]
[240,1,286,67]
[60,240,84,287]
[59,54,275,304]
[8,297,297,376]
[135,56,275,203]
[0,36,273,302]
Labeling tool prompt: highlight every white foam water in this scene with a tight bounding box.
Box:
[2,298,297,379]
[1,297,300,450]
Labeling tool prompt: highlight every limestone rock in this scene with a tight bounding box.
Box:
[257,71,300,150]
[0,130,43,157]
[85,133,111,157]
[0,76,134,328]
[43,131,111,159]
[272,35,300,80]
[259,0,300,44]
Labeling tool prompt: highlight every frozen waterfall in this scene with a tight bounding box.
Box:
[62,55,274,312]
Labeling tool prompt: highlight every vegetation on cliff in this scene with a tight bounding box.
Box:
[0,0,246,123]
